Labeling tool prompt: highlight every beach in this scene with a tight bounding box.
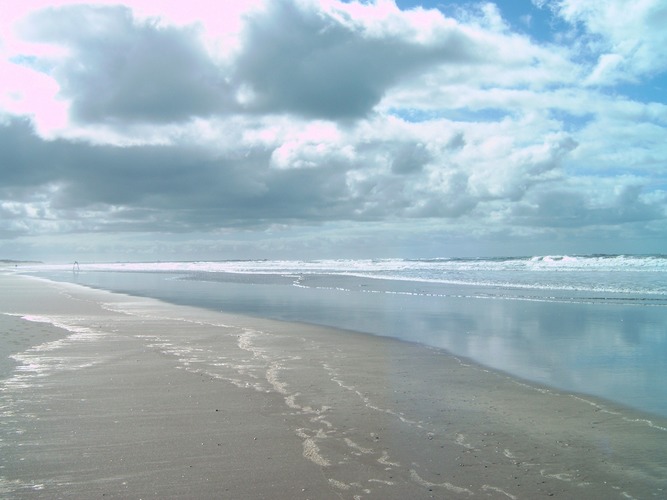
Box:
[1,273,666,499]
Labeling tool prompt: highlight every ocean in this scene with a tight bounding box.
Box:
[23,254,667,418]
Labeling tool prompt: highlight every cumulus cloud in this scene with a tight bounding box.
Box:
[231,0,495,119]
[537,0,667,83]
[513,178,666,228]
[18,5,236,124]
[0,0,665,260]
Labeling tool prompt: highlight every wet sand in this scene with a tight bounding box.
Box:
[1,273,666,499]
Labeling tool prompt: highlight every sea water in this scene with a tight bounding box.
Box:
[23,254,667,417]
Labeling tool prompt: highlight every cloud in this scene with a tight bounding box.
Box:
[0,116,357,233]
[0,112,580,233]
[14,0,526,125]
[18,5,235,124]
[231,0,495,119]
[539,0,667,83]
[512,179,666,228]
[0,0,665,260]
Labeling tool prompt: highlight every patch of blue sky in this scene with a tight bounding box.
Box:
[611,75,667,106]
[389,106,511,123]
[9,55,38,66]
[9,54,53,74]
[395,0,568,44]
[548,109,594,132]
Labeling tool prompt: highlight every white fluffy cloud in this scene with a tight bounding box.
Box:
[537,0,667,83]
[0,0,665,260]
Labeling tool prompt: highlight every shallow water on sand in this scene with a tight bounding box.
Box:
[32,268,667,419]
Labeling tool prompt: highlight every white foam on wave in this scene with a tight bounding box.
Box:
[377,450,400,467]
[0,478,50,496]
[266,363,288,395]
[237,330,267,360]
[455,433,475,450]
[481,484,518,499]
[539,469,589,486]
[20,314,98,338]
[296,428,330,467]
[327,478,350,490]
[568,395,667,433]
[32,253,667,272]
[321,362,423,429]
[24,254,667,300]
[409,469,473,495]
[344,437,373,455]
[4,315,105,385]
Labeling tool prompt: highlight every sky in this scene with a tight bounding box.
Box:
[1,0,666,262]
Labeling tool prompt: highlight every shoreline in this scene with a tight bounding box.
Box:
[13,270,667,423]
[24,266,667,419]
[1,273,666,498]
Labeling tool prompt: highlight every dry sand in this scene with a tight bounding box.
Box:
[1,273,666,499]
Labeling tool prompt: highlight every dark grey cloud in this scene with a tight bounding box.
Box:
[391,142,431,174]
[233,0,487,119]
[18,1,491,125]
[21,5,234,124]
[0,118,209,206]
[0,116,591,237]
[512,184,666,228]
[0,119,360,233]
[6,110,660,245]
[0,119,470,238]
[0,118,56,188]
[410,170,477,218]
